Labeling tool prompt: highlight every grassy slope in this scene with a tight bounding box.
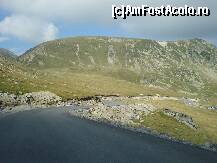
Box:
[0,63,180,99]
[138,112,207,145]
[18,37,217,98]
[121,98,217,145]
[1,37,217,146]
[36,69,180,99]
[1,65,216,145]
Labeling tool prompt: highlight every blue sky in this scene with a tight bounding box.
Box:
[0,0,216,55]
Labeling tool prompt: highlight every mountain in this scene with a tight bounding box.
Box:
[0,48,42,94]
[0,48,19,74]
[0,46,165,98]
[0,48,17,60]
[19,36,217,98]
[2,39,217,148]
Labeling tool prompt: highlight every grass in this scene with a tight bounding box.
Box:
[1,56,217,145]
[36,69,181,99]
[120,98,217,145]
[135,111,207,145]
[0,67,181,100]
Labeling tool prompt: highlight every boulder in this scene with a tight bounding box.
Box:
[208,106,217,110]
[77,97,156,124]
[0,93,18,107]
[0,91,62,108]
[181,97,199,107]
[163,108,197,129]
[19,91,62,106]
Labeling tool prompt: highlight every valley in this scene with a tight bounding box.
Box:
[1,36,217,150]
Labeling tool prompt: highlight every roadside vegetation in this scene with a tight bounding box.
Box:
[121,98,217,145]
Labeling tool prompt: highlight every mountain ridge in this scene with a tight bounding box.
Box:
[1,37,217,149]
[0,48,17,60]
[1,36,217,99]
[17,36,217,96]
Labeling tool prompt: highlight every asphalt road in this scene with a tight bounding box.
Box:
[0,108,216,163]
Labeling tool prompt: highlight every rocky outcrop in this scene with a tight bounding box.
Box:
[21,92,62,105]
[208,106,217,110]
[70,96,156,126]
[181,97,199,107]
[0,93,17,106]
[163,108,197,129]
[0,91,62,108]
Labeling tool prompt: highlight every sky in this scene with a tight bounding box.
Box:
[0,0,216,55]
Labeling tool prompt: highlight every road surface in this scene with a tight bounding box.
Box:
[0,108,216,163]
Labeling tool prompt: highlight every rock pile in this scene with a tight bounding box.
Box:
[20,92,62,106]
[181,97,199,107]
[208,106,217,110]
[0,93,18,106]
[163,108,197,129]
[71,97,156,125]
[0,91,62,108]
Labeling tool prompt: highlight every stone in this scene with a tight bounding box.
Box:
[0,91,62,107]
[181,97,199,107]
[73,96,156,125]
[208,106,217,110]
[163,108,197,129]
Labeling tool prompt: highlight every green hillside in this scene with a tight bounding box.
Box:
[0,48,17,59]
[0,47,177,99]
[1,37,217,146]
[18,36,217,99]
[0,36,217,100]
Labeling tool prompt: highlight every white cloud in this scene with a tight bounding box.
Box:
[0,0,112,24]
[42,24,58,42]
[0,0,216,42]
[0,15,58,43]
[0,36,9,42]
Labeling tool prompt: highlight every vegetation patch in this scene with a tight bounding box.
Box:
[135,111,207,145]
